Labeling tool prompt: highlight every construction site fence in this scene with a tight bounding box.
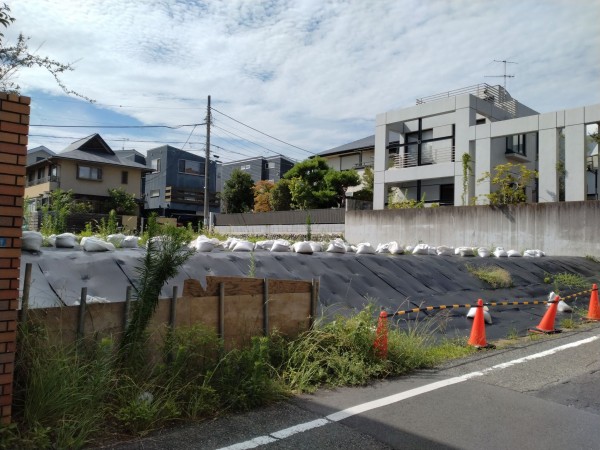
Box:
[19,264,319,350]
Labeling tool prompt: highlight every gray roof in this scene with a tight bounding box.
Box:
[319,135,374,157]
[27,146,56,166]
[26,134,150,170]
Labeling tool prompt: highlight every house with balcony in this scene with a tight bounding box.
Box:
[143,145,220,224]
[219,155,295,192]
[373,84,600,208]
[319,135,375,196]
[25,134,150,213]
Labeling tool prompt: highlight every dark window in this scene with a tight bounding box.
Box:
[37,167,45,179]
[178,159,203,176]
[121,171,129,184]
[440,184,454,205]
[77,165,102,180]
[28,171,34,182]
[476,118,486,125]
[506,135,526,156]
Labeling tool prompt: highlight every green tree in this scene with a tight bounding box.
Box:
[107,188,137,215]
[253,180,274,212]
[0,3,92,100]
[270,178,292,211]
[284,156,360,209]
[477,162,538,205]
[324,169,361,207]
[352,166,374,201]
[222,168,254,213]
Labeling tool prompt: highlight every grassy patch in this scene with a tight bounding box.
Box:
[544,271,589,294]
[585,255,600,263]
[9,306,475,447]
[466,264,513,288]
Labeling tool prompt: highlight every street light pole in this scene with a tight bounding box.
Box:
[203,95,211,227]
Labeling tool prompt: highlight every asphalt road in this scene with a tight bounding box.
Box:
[98,324,600,450]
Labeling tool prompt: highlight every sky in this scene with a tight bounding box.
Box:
[5,0,600,163]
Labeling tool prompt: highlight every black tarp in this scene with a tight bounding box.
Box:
[20,248,600,340]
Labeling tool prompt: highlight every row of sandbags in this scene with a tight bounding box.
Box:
[403,243,545,258]
[21,231,139,252]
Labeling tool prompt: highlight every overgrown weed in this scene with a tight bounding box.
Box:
[466,264,513,288]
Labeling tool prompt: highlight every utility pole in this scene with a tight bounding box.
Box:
[203,95,211,227]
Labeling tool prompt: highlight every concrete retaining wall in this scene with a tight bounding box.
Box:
[345,201,600,257]
[214,223,344,236]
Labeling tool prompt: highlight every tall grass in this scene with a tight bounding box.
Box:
[466,264,513,288]
[8,307,473,447]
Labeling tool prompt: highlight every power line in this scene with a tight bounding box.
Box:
[212,123,279,156]
[210,106,315,156]
[29,134,204,145]
[29,123,206,129]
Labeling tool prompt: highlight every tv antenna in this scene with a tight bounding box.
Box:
[485,59,517,88]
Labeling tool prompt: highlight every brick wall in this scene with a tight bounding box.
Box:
[0,92,29,424]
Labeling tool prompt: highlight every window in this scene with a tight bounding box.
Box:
[506,135,526,156]
[49,165,57,177]
[476,118,486,125]
[266,162,275,169]
[77,165,102,180]
[150,189,160,198]
[37,167,45,179]
[28,171,34,182]
[151,158,161,172]
[121,171,129,184]
[240,164,251,170]
[178,159,203,176]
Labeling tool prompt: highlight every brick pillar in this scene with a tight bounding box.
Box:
[0,92,30,424]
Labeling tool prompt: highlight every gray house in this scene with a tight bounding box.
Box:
[144,145,219,224]
[219,155,295,191]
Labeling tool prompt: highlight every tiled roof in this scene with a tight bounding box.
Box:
[319,135,374,157]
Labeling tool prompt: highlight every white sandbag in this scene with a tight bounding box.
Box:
[389,241,404,255]
[524,249,545,258]
[293,241,313,254]
[428,246,438,255]
[547,291,572,312]
[405,245,415,254]
[356,242,376,254]
[507,249,521,257]
[467,305,492,324]
[83,237,115,252]
[190,236,214,252]
[309,242,323,252]
[255,240,274,251]
[493,247,508,257]
[436,246,454,256]
[477,247,491,258]
[346,244,356,253]
[223,237,238,250]
[121,235,139,248]
[412,243,429,255]
[74,295,110,305]
[326,239,346,253]
[22,231,43,251]
[55,233,77,248]
[107,233,126,247]
[232,240,254,252]
[270,239,291,252]
[458,246,474,257]
[46,234,56,247]
[376,243,390,254]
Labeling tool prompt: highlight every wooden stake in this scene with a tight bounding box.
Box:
[263,278,269,335]
[77,287,87,340]
[123,285,132,331]
[218,282,225,339]
[20,263,32,323]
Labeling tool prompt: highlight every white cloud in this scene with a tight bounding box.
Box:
[6,0,600,160]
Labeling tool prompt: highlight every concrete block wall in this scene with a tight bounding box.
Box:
[0,92,29,424]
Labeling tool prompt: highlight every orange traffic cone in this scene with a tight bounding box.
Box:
[468,299,494,348]
[529,295,562,334]
[584,284,600,321]
[373,310,388,359]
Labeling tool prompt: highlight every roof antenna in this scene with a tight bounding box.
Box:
[485,59,517,89]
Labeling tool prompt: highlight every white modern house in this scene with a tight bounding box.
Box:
[372,84,600,208]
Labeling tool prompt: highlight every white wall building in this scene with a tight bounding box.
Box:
[373,84,600,208]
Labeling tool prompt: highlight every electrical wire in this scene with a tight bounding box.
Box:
[210,106,315,156]
[29,123,205,129]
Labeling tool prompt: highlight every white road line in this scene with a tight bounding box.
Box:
[217,334,599,450]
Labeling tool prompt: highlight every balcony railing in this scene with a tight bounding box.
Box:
[388,146,455,169]
[26,175,59,187]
